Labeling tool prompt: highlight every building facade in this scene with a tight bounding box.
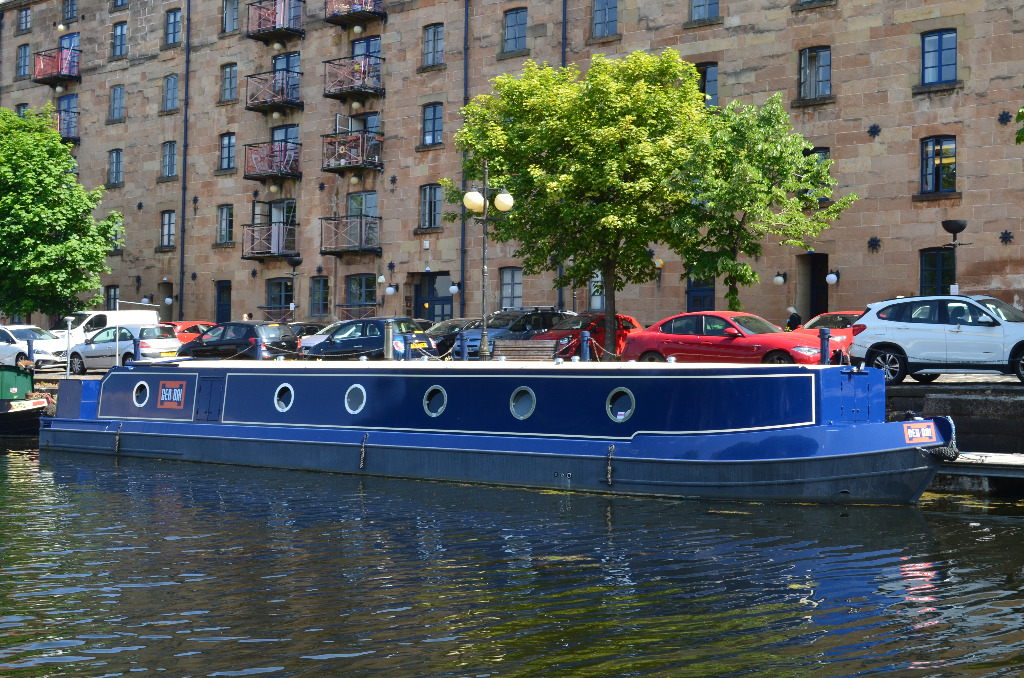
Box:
[1,0,1022,330]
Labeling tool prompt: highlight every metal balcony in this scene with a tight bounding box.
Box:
[324,0,386,27]
[57,110,79,144]
[320,215,381,256]
[243,141,302,181]
[33,47,81,85]
[323,56,384,101]
[333,303,379,320]
[321,131,382,173]
[245,70,304,113]
[246,0,304,42]
[241,221,299,259]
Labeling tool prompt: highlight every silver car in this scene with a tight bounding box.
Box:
[0,324,63,367]
[68,325,181,375]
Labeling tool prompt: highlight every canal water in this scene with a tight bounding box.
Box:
[2,451,1024,677]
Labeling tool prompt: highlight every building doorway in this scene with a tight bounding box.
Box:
[216,281,232,323]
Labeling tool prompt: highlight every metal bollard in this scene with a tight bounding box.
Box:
[459,333,468,361]
[403,337,413,361]
[26,338,34,365]
[133,337,141,361]
[383,320,394,360]
[818,327,831,365]
[580,331,591,362]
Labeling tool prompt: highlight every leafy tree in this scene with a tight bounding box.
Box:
[446,49,709,359]
[0,106,122,318]
[672,94,857,310]
[1017,105,1024,145]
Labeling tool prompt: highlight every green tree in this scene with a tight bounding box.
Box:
[0,106,122,317]
[447,49,710,359]
[672,94,857,310]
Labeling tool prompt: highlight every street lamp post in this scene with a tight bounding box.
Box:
[463,160,513,360]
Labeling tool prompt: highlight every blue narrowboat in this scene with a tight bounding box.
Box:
[39,360,957,504]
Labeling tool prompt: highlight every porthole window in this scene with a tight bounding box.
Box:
[133,381,149,408]
[606,387,635,423]
[345,384,366,414]
[510,386,536,420]
[274,383,294,413]
[423,385,447,417]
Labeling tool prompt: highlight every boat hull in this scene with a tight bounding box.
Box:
[39,361,953,504]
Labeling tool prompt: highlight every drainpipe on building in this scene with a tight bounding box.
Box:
[459,0,470,318]
[177,0,193,321]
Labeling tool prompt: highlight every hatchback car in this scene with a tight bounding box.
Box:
[301,317,437,360]
[0,324,64,367]
[849,294,1024,383]
[452,308,572,359]
[177,321,298,360]
[161,321,216,344]
[426,318,481,358]
[621,311,842,364]
[68,325,181,374]
[530,313,643,359]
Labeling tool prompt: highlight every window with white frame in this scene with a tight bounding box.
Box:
[503,9,527,52]
[691,0,717,21]
[109,84,125,120]
[160,211,176,247]
[422,103,443,146]
[799,46,831,100]
[423,24,443,66]
[217,205,234,243]
[219,133,236,170]
[500,267,523,309]
[592,0,616,37]
[161,141,177,177]
[419,184,442,229]
[920,136,956,195]
[223,0,239,32]
[108,149,123,185]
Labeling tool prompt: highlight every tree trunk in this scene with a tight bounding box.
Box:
[602,262,617,361]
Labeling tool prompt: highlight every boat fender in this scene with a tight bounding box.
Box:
[114,421,123,456]
[921,416,959,462]
[359,432,368,469]
[606,444,614,485]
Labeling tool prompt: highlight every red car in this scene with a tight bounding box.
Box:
[531,313,643,359]
[790,310,862,354]
[161,321,216,344]
[621,311,838,364]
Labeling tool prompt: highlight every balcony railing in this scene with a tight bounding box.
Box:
[322,131,383,173]
[33,47,81,85]
[334,303,379,319]
[324,0,386,26]
[247,0,304,41]
[242,221,299,259]
[256,305,298,322]
[323,56,384,100]
[320,215,381,256]
[57,110,79,143]
[244,141,302,180]
[246,70,304,112]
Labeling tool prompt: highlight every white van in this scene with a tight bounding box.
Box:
[49,309,160,356]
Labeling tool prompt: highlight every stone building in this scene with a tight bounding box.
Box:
[1,0,1021,329]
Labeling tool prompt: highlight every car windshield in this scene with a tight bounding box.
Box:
[551,314,602,330]
[258,324,294,340]
[394,320,422,334]
[11,327,58,340]
[314,322,344,335]
[51,312,91,331]
[485,312,522,329]
[140,326,176,339]
[803,313,861,329]
[427,319,476,335]
[732,315,782,335]
[975,297,1024,322]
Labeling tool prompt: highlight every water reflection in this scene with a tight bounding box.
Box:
[1,450,1023,676]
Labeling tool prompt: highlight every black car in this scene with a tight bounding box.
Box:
[301,317,438,360]
[177,321,298,360]
[289,322,326,338]
[426,317,481,358]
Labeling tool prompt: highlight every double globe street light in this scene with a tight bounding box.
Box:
[463,160,514,360]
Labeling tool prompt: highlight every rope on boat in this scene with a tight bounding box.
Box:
[921,415,959,462]
[606,444,614,485]
[359,432,368,469]
[114,422,122,455]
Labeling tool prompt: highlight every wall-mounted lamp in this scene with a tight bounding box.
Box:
[54,85,64,94]
[385,282,398,296]
[773,272,788,285]
[449,282,461,295]
[272,42,283,51]
[269,183,280,193]
[352,24,364,34]
[162,276,168,282]
[351,100,362,111]
[141,297,150,304]
[825,270,840,285]
[57,22,66,31]
[349,173,361,185]
[272,111,282,120]
[164,297,174,306]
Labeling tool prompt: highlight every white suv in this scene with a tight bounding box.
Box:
[849,294,1024,383]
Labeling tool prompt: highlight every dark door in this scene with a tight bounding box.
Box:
[414,273,454,322]
[215,281,232,323]
[686,278,715,312]
[807,253,830,318]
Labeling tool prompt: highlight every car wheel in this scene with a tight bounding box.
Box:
[1012,349,1024,383]
[69,353,87,375]
[867,348,907,384]
[910,374,940,384]
[15,352,28,365]
[122,353,135,366]
[762,351,795,364]
[639,351,666,362]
